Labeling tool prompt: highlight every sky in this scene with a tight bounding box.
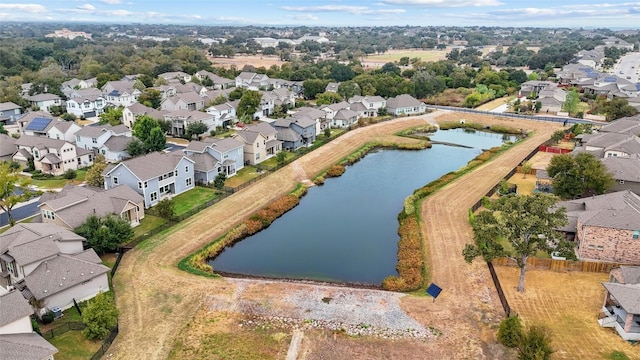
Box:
[1,1,639,28]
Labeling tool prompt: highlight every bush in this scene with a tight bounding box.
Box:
[82,292,119,340]
[41,311,55,324]
[63,169,77,180]
[517,325,554,360]
[498,316,523,348]
[325,164,345,177]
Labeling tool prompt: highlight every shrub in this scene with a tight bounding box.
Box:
[41,311,55,324]
[326,164,346,177]
[82,292,119,340]
[498,316,523,348]
[156,198,175,220]
[63,169,77,180]
[517,325,554,360]
[31,318,41,334]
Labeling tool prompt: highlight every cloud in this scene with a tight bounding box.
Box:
[99,0,123,4]
[282,5,405,15]
[106,9,133,16]
[287,13,320,21]
[0,3,47,13]
[77,4,96,11]
[380,0,502,7]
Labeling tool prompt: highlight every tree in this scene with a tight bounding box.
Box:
[214,172,226,190]
[85,154,107,187]
[550,129,565,144]
[126,138,147,157]
[520,161,532,179]
[463,193,568,292]
[237,90,262,120]
[546,153,614,199]
[0,162,38,226]
[498,316,524,348]
[337,81,361,100]
[275,151,287,165]
[561,89,579,115]
[156,198,175,220]
[133,116,166,153]
[76,214,134,254]
[138,88,162,109]
[81,292,119,340]
[518,326,554,360]
[99,107,123,126]
[315,92,343,106]
[185,122,209,141]
[0,123,7,135]
[146,127,167,152]
[303,79,327,100]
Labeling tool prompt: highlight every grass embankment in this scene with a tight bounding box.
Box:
[383,122,524,292]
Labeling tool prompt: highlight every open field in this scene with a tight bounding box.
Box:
[208,54,285,69]
[109,111,565,360]
[495,267,640,360]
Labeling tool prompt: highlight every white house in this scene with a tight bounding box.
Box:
[23,94,62,113]
[101,80,141,107]
[235,72,270,90]
[205,102,237,129]
[386,94,427,116]
[163,110,216,138]
[65,88,107,118]
[122,103,167,130]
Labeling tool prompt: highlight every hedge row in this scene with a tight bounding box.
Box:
[438,121,522,135]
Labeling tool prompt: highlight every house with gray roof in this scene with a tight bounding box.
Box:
[599,266,640,341]
[235,72,270,90]
[273,116,316,150]
[122,102,167,130]
[0,223,109,312]
[160,91,206,112]
[0,291,58,360]
[0,101,22,123]
[348,95,386,118]
[163,110,215,138]
[386,94,426,116]
[13,135,94,175]
[598,115,640,136]
[183,137,244,183]
[325,82,339,93]
[232,122,282,165]
[18,112,80,142]
[577,132,640,159]
[158,71,192,84]
[293,106,329,135]
[65,87,107,118]
[38,184,145,230]
[557,190,640,264]
[101,80,141,107]
[23,93,62,113]
[205,102,237,129]
[602,154,640,195]
[194,70,234,90]
[537,85,567,113]
[103,151,195,208]
[74,124,132,163]
[0,134,16,162]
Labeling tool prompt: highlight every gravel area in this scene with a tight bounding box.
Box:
[208,278,431,339]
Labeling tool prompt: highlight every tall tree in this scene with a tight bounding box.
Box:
[546,153,614,199]
[85,154,107,187]
[76,214,133,254]
[82,292,119,340]
[0,162,38,225]
[99,107,123,126]
[133,116,166,152]
[237,90,262,121]
[561,89,579,115]
[185,122,209,141]
[463,193,568,292]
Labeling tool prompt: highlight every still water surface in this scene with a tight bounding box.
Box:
[210,129,513,285]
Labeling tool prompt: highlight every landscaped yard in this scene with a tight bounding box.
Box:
[133,214,168,238]
[495,267,640,360]
[48,330,102,360]
[172,187,219,216]
[24,169,87,189]
[224,166,263,188]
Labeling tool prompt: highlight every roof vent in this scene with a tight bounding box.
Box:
[59,283,63,287]
[81,273,84,276]
[43,290,47,293]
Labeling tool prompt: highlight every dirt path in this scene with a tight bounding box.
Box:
[108,111,561,360]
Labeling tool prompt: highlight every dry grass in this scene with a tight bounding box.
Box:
[208,54,285,69]
[475,96,515,111]
[495,267,640,360]
[506,172,537,195]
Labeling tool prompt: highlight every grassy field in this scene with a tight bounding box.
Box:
[26,169,87,189]
[495,267,640,360]
[224,166,263,188]
[364,49,449,63]
[48,331,101,360]
[172,187,219,216]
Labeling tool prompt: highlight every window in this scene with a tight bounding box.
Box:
[92,137,97,144]
[596,245,604,251]
[619,180,625,184]
[186,178,192,187]
[113,177,119,185]
[42,209,55,220]
[588,244,595,249]
[150,192,158,202]
[256,153,260,160]
[138,181,142,189]
[633,230,639,239]
[185,165,189,173]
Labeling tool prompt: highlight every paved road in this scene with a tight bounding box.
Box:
[0,198,40,227]
[613,51,640,84]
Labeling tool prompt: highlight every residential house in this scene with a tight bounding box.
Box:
[0,223,109,312]
[252,37,280,48]
[235,72,270,90]
[194,70,234,89]
[163,110,215,137]
[320,101,350,121]
[0,291,58,360]
[557,64,600,86]
[273,117,316,150]
[332,108,358,128]
[0,102,22,123]
[386,94,427,116]
[599,115,640,136]
[270,88,297,107]
[0,134,16,162]
[175,83,207,97]
[65,88,107,118]
[576,49,605,69]
[122,103,167,130]
[74,124,132,162]
[537,86,567,113]
[325,82,339,93]
[61,78,92,92]
[582,75,639,99]
[598,266,640,341]
[160,91,206,112]
[102,151,195,208]
[205,102,237,129]
[183,137,244,183]
[13,136,93,175]
[348,95,386,118]
[557,190,640,264]
[18,113,81,142]
[232,122,282,165]
[577,132,640,159]
[158,71,192,84]
[602,154,640,195]
[38,184,144,229]
[23,94,62,113]
[293,107,329,135]
[101,80,141,107]
[256,92,275,118]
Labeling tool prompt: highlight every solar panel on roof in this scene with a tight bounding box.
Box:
[25,117,53,132]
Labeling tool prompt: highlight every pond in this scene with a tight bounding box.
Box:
[209,129,514,285]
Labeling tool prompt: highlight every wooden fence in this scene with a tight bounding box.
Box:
[493,257,625,274]
[538,145,572,154]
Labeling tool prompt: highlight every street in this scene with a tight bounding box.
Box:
[613,51,640,84]
[0,197,40,227]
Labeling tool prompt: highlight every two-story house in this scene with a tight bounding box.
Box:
[0,223,109,312]
[74,124,132,162]
[160,91,206,112]
[102,151,195,208]
[194,70,234,89]
[232,122,282,165]
[348,95,386,118]
[65,88,107,118]
[158,71,192,84]
[273,117,316,151]
[235,72,270,90]
[183,137,245,183]
[386,94,427,116]
[205,102,237,129]
[163,110,215,138]
[0,291,58,360]
[19,113,81,143]
[0,102,22,123]
[292,107,329,135]
[38,184,145,230]
[13,136,93,175]
[23,93,62,113]
[122,103,167,130]
[101,80,141,107]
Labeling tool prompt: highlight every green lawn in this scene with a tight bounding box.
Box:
[25,169,87,189]
[48,331,101,360]
[224,166,263,188]
[133,214,168,238]
[172,187,219,216]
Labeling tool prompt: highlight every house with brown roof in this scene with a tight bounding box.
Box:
[599,266,640,341]
[557,191,640,264]
[102,151,195,208]
[38,184,145,230]
[183,137,244,183]
[386,94,426,116]
[0,223,109,312]
[0,134,17,162]
[0,291,58,360]
[232,122,282,165]
[13,135,94,175]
